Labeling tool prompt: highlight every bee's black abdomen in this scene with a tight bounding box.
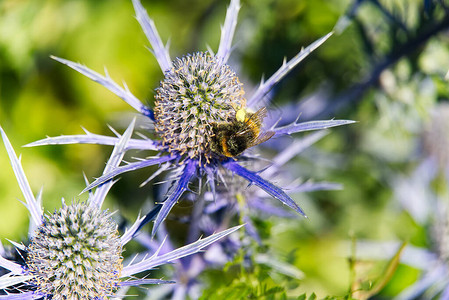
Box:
[227,130,256,157]
[210,111,265,157]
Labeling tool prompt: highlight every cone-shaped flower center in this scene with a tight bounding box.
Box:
[154,52,246,161]
[26,202,122,300]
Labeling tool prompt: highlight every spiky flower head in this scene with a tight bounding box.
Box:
[27,0,355,237]
[26,201,122,299]
[1,124,242,299]
[155,52,245,161]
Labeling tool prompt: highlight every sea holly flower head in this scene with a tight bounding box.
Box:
[0,125,242,299]
[28,0,355,236]
[155,52,246,162]
[26,201,123,299]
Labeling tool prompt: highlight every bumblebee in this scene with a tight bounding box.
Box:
[210,107,275,157]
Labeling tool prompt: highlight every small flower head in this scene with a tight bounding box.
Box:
[155,52,245,161]
[27,201,122,299]
[1,125,242,298]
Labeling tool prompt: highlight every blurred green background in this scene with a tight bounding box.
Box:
[1,0,449,298]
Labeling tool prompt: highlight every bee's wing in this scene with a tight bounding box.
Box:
[244,107,267,125]
[249,131,275,147]
[234,127,253,137]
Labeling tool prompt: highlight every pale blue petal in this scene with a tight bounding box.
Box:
[133,230,163,253]
[273,119,356,137]
[242,215,262,244]
[121,204,162,245]
[204,198,228,214]
[152,160,197,236]
[172,285,189,300]
[0,240,4,257]
[223,160,306,216]
[216,0,240,63]
[394,264,447,300]
[441,282,449,300]
[247,197,296,218]
[120,213,146,246]
[288,181,343,193]
[0,255,24,275]
[121,224,243,277]
[25,131,158,151]
[0,127,42,227]
[0,274,33,289]
[119,279,175,287]
[51,56,154,119]
[354,241,437,270]
[5,240,25,252]
[248,32,333,107]
[139,162,171,187]
[28,187,43,238]
[393,159,436,225]
[82,155,177,193]
[255,254,305,280]
[90,119,135,208]
[0,292,43,299]
[204,165,216,202]
[132,0,172,72]
[134,204,162,236]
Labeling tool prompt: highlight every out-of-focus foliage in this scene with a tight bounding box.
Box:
[1,0,449,298]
